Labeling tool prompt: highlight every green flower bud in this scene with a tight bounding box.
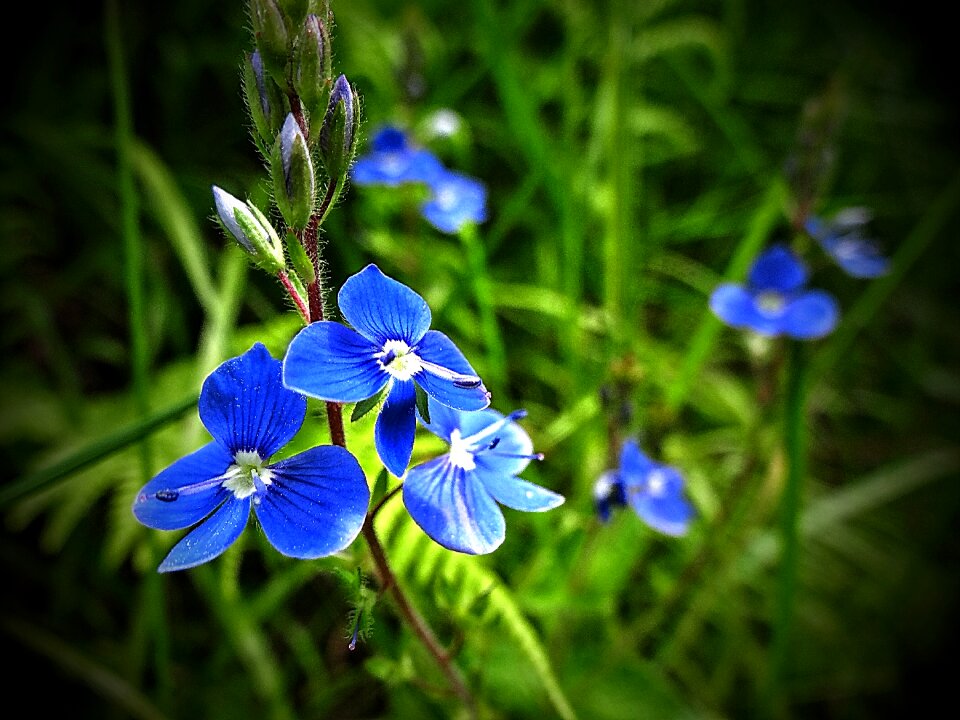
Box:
[293,14,332,119]
[271,113,316,229]
[284,230,316,284]
[249,0,289,82]
[212,185,286,272]
[319,74,360,185]
[276,0,309,27]
[243,51,287,149]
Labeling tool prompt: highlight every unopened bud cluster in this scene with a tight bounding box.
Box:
[211,0,360,290]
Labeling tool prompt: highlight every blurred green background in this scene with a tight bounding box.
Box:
[2,0,958,718]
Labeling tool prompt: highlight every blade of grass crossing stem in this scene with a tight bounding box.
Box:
[768,341,809,713]
[666,179,787,411]
[458,223,507,389]
[106,0,170,708]
[132,141,220,315]
[473,0,583,395]
[107,0,150,478]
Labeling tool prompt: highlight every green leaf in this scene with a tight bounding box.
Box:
[351,385,386,423]
[414,384,431,425]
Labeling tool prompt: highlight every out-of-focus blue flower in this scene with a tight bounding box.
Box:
[283,264,491,477]
[132,343,370,572]
[350,126,444,186]
[710,244,839,340]
[593,440,694,536]
[404,400,564,554]
[804,208,890,278]
[421,170,488,234]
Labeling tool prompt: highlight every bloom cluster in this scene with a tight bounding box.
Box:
[134,265,563,569]
[351,125,488,234]
[710,244,839,340]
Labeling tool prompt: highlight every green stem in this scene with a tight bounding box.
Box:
[768,340,808,711]
[458,223,507,390]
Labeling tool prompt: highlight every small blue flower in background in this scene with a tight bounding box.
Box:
[804,207,890,278]
[132,343,370,572]
[421,169,488,234]
[710,244,840,340]
[283,264,491,478]
[593,439,694,537]
[350,125,444,186]
[404,400,564,554]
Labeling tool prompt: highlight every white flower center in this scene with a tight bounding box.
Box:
[435,186,458,211]
[381,153,408,178]
[646,469,668,497]
[756,290,785,316]
[222,450,273,500]
[448,429,477,471]
[378,340,422,381]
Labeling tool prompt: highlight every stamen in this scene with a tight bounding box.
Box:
[348,610,362,651]
[418,358,482,388]
[461,409,527,447]
[487,451,545,461]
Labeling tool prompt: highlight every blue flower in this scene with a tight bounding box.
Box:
[804,208,890,278]
[420,169,488,234]
[593,440,694,537]
[709,244,839,339]
[282,264,491,477]
[132,343,370,572]
[350,125,444,186]
[404,400,564,554]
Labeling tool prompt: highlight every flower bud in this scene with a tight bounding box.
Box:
[275,0,308,25]
[293,14,333,118]
[284,230,316,284]
[249,0,290,82]
[271,114,316,229]
[243,51,286,148]
[212,186,286,272]
[319,74,360,184]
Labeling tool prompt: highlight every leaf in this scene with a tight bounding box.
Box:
[351,385,387,423]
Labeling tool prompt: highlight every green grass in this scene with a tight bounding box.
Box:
[2,1,958,718]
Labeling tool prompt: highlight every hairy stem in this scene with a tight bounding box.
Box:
[277,270,309,322]
[360,520,476,714]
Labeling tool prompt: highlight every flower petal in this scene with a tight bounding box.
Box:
[619,439,656,479]
[338,264,432,346]
[748,244,807,292]
[255,446,370,559]
[782,289,839,339]
[133,441,233,530]
[710,284,782,336]
[157,497,251,572]
[468,410,536,479]
[375,380,417,476]
[416,398,462,442]
[593,471,626,523]
[403,457,505,554]
[415,330,490,411]
[420,171,488,234]
[479,474,564,512]
[283,322,387,403]
[199,343,306,457]
[822,236,890,278]
[632,491,694,537]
